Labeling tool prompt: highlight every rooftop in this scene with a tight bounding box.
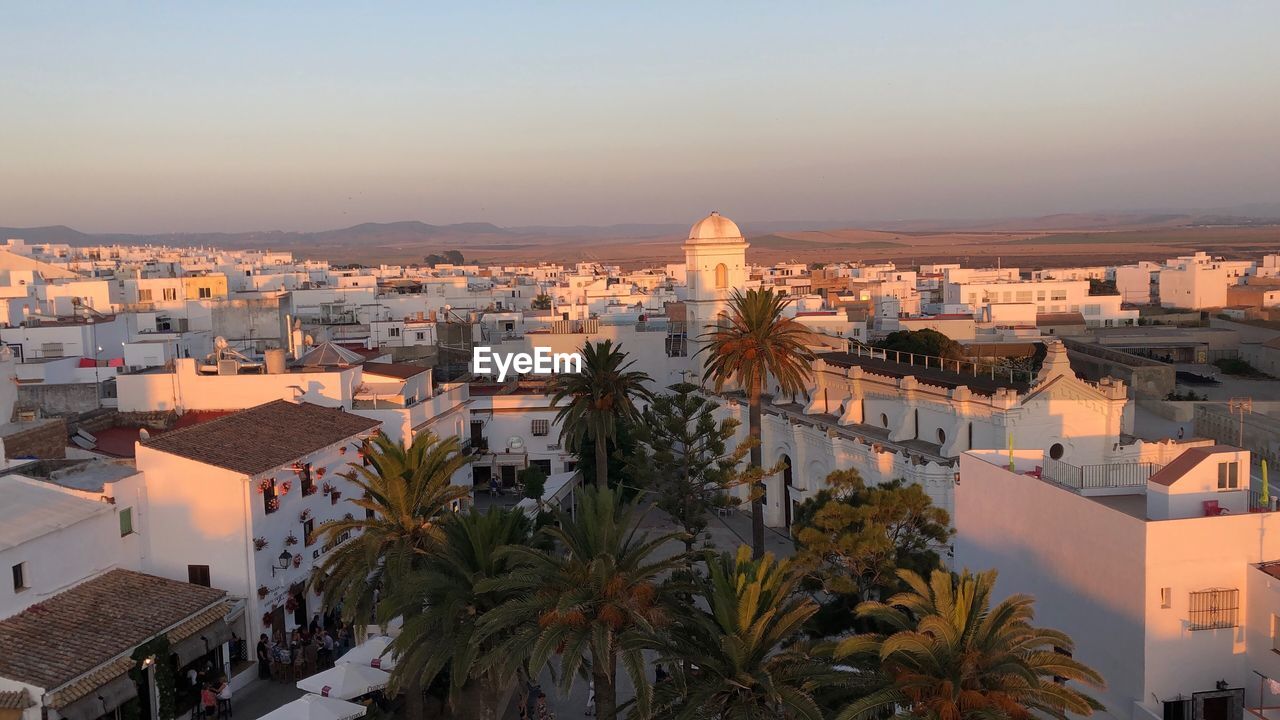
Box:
[140,400,380,475]
[361,361,430,379]
[0,569,226,692]
[819,350,1030,396]
[0,475,112,550]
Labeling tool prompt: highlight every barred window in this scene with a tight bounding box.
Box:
[531,419,550,437]
[1188,588,1238,630]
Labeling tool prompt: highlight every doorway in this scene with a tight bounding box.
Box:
[780,454,793,528]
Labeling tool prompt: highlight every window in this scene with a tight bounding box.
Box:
[1015,291,1033,303]
[880,413,889,428]
[263,479,278,514]
[388,327,401,338]
[11,562,27,592]
[119,507,134,536]
[1036,290,1046,301]
[1051,290,1068,301]
[531,459,552,476]
[303,519,315,547]
[300,464,316,496]
[187,564,211,588]
[936,428,946,444]
[1188,588,1238,630]
[137,288,153,302]
[714,263,728,289]
[1049,443,1064,460]
[1218,461,1239,489]
[198,286,212,299]
[162,288,177,301]
[1160,587,1172,609]
[531,419,550,437]
[415,332,426,341]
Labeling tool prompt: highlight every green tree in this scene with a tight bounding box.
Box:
[701,288,815,558]
[549,339,654,490]
[310,432,471,719]
[792,470,952,607]
[653,547,855,720]
[384,507,534,720]
[875,329,964,361]
[478,487,685,720]
[627,382,749,555]
[531,294,553,310]
[519,464,547,510]
[443,249,465,264]
[836,568,1105,720]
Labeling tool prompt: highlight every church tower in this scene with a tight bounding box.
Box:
[683,211,749,340]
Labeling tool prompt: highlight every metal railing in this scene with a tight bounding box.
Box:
[1249,490,1278,513]
[1043,456,1159,490]
[846,343,1036,385]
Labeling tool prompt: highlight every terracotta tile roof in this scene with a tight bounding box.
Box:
[46,656,135,709]
[141,400,380,475]
[167,601,236,644]
[0,569,225,693]
[361,362,430,379]
[0,689,33,710]
[1148,445,1239,486]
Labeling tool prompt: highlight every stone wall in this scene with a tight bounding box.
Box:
[1064,338,1175,399]
[16,383,102,417]
[0,418,67,459]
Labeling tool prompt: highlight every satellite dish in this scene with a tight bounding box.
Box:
[508,437,525,450]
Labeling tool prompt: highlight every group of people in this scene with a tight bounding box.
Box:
[255,613,354,682]
[185,662,231,719]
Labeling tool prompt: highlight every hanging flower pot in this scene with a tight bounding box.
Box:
[262,612,273,626]
[330,491,341,505]
[253,537,269,551]
[280,481,293,495]
[284,532,298,546]
[292,554,302,568]
[299,508,312,523]
[257,585,269,599]
[339,446,347,455]
[285,595,297,613]
[316,467,326,479]
[321,482,336,496]
[266,497,280,513]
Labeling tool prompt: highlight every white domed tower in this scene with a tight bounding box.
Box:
[684,211,749,337]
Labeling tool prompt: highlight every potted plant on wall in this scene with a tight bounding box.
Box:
[284,532,298,546]
[253,537,268,551]
[257,585,269,599]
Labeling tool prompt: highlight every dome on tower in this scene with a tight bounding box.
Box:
[687,211,744,244]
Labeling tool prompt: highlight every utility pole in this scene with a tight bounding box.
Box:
[1229,397,1252,448]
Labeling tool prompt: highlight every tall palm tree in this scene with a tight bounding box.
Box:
[836,568,1105,720]
[700,288,815,558]
[549,339,653,490]
[309,431,471,720]
[477,487,685,720]
[654,547,857,720]
[383,507,534,720]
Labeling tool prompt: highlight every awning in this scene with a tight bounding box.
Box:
[54,672,137,720]
[171,617,233,667]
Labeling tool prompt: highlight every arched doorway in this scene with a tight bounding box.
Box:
[779,453,794,527]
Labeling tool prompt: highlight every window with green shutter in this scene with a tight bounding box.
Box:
[119,507,134,536]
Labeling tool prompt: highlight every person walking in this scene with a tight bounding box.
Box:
[256,634,272,680]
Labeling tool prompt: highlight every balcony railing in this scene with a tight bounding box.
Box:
[1043,457,1159,490]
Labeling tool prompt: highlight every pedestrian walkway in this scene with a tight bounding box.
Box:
[232,676,306,719]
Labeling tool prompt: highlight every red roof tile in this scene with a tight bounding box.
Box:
[1148,445,1239,486]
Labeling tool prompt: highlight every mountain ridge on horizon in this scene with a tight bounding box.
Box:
[3,203,1279,252]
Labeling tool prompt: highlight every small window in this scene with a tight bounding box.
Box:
[714,263,728,289]
[163,288,177,301]
[532,419,550,437]
[531,459,552,476]
[388,327,401,338]
[1160,587,1172,609]
[1049,443,1064,460]
[198,287,212,299]
[137,288,153,303]
[303,519,315,547]
[415,332,425,341]
[187,564,211,588]
[119,507,134,537]
[263,479,278,515]
[1218,462,1239,490]
[12,562,28,592]
[880,413,889,428]
[936,428,946,444]
[300,464,315,496]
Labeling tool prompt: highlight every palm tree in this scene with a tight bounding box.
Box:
[549,339,653,490]
[477,487,685,720]
[700,288,815,558]
[654,547,857,720]
[383,507,534,720]
[835,568,1105,720]
[309,431,470,720]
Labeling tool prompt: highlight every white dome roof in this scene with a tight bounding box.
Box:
[687,211,744,244]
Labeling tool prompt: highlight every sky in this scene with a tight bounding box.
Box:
[2,1,1279,233]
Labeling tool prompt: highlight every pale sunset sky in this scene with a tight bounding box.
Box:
[2,1,1278,232]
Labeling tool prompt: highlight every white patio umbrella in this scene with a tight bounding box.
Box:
[338,634,397,671]
[296,663,391,700]
[257,694,368,720]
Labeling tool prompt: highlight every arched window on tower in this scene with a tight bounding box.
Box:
[714,263,728,289]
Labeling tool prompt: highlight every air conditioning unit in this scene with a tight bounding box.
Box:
[217,359,240,375]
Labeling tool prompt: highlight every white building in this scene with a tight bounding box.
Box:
[956,444,1280,720]
[134,400,381,656]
